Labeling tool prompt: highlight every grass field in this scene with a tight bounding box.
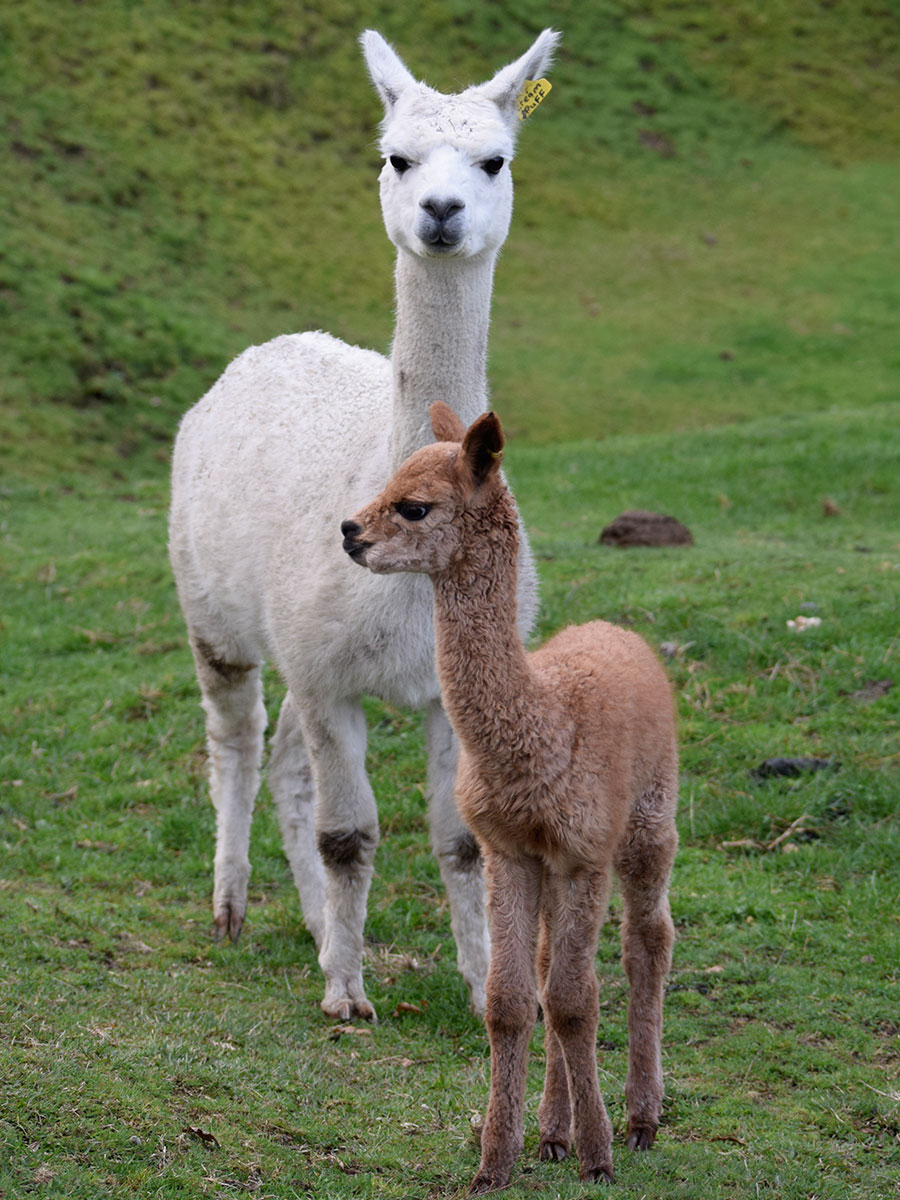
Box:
[4,403,899,1197]
[2,2,899,1197]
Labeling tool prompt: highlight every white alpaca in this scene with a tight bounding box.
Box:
[169,29,559,1021]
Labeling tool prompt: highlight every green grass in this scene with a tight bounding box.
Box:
[3,404,899,1197]
[2,0,900,475]
[3,2,900,1196]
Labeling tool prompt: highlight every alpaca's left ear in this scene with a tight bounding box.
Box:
[430,401,467,443]
[475,28,560,128]
[462,412,504,484]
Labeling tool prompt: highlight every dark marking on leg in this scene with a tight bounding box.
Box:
[194,637,255,683]
[446,831,482,871]
[318,828,374,870]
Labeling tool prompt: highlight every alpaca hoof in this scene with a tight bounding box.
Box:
[626,1124,657,1151]
[539,1137,569,1162]
[580,1166,619,1185]
[321,995,378,1023]
[581,1165,615,1185]
[468,1168,508,1195]
[212,905,243,943]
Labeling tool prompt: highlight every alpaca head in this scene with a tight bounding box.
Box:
[342,403,505,575]
[360,29,559,260]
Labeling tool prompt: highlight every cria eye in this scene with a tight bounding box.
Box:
[396,501,431,521]
[482,156,504,176]
[390,155,411,174]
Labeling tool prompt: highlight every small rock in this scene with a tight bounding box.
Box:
[599,510,693,548]
[638,129,675,157]
[849,678,893,704]
[750,757,839,781]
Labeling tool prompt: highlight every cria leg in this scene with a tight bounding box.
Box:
[300,697,380,1022]
[426,701,490,1015]
[191,638,266,944]
[540,868,614,1185]
[537,907,571,1163]
[269,690,326,948]
[469,851,541,1197]
[615,813,677,1152]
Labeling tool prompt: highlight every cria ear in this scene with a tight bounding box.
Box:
[474,28,560,126]
[360,30,418,112]
[462,412,504,485]
[430,401,467,444]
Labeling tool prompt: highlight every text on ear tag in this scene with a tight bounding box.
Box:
[517,78,552,120]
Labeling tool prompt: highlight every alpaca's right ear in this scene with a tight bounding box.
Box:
[462,412,504,485]
[360,30,418,112]
[430,401,467,443]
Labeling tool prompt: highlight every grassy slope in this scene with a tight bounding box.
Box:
[2,0,899,477]
[2,2,899,1196]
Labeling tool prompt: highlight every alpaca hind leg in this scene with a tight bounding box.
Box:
[541,868,614,1184]
[537,905,572,1163]
[300,697,379,1022]
[615,809,677,1151]
[268,690,326,948]
[469,851,542,1196]
[426,701,490,1015]
[191,636,266,943]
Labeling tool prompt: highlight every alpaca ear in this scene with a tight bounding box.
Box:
[360,30,418,112]
[430,401,467,444]
[475,29,561,126]
[462,412,504,485]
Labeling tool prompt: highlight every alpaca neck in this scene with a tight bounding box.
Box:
[431,491,556,777]
[390,250,496,469]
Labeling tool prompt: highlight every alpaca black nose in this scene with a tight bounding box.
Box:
[420,196,465,224]
[341,518,368,561]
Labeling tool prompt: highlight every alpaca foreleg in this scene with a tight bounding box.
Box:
[269,691,326,948]
[541,869,614,1185]
[426,702,490,1015]
[537,909,572,1163]
[192,642,267,944]
[617,823,677,1151]
[302,698,380,1022]
[469,851,541,1196]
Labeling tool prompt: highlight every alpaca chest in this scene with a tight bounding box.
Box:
[455,759,614,871]
[279,569,441,710]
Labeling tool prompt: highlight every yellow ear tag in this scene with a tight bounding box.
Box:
[517,78,552,121]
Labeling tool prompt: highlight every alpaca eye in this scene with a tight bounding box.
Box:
[389,155,411,174]
[482,157,504,176]
[396,501,431,522]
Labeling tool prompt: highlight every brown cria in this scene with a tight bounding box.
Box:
[342,404,679,1194]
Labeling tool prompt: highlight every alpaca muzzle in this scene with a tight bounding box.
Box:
[340,519,369,563]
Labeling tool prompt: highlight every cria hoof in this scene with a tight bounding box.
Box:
[626,1125,657,1151]
[539,1138,568,1161]
[468,1170,508,1196]
[581,1165,615,1185]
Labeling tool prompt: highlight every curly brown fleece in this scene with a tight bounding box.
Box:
[344,402,678,1194]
